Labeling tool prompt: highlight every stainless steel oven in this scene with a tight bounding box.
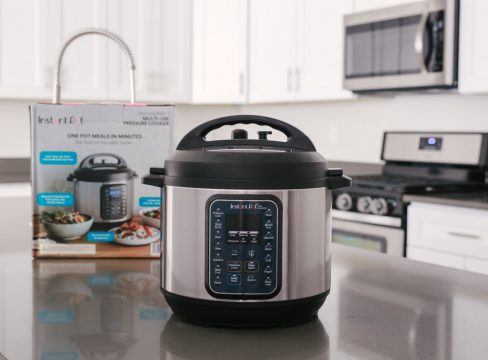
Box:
[343,0,459,92]
[332,211,405,256]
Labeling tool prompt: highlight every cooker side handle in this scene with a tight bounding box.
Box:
[142,167,165,187]
[325,169,352,190]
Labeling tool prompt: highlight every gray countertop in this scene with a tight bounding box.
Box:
[1,194,488,359]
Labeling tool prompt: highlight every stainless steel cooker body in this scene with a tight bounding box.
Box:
[74,180,134,223]
[143,114,351,327]
[162,185,332,303]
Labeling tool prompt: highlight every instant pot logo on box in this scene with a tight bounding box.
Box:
[230,202,259,210]
[37,115,84,125]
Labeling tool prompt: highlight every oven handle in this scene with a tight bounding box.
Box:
[414,12,429,73]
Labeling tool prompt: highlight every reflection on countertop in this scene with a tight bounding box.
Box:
[1,245,488,359]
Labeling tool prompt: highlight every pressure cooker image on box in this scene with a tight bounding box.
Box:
[143,115,351,327]
[68,153,137,224]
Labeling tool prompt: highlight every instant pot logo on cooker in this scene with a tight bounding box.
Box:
[230,202,259,210]
[37,115,83,125]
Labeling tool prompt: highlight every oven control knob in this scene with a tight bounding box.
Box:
[335,193,353,211]
[371,198,388,215]
[357,196,373,213]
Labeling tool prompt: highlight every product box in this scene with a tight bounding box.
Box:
[31,103,173,258]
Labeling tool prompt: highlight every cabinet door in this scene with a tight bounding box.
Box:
[248,0,295,103]
[107,0,192,103]
[459,0,488,94]
[192,0,247,104]
[0,0,47,99]
[38,0,108,102]
[295,0,354,101]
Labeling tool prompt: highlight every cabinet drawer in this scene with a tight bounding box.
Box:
[465,257,488,275]
[408,203,488,259]
[407,247,465,270]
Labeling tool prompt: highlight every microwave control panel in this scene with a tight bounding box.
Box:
[207,196,281,298]
[100,184,127,220]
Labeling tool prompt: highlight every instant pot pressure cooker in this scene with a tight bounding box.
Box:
[143,115,351,327]
[68,153,137,224]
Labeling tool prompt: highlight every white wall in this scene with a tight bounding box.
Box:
[3,93,488,162]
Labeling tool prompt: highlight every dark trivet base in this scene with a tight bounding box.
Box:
[162,289,329,328]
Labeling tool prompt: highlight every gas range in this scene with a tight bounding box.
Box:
[333,132,488,220]
[331,132,488,256]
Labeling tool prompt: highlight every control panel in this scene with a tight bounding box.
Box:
[100,184,127,220]
[207,196,281,298]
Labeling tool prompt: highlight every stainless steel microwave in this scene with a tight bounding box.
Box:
[343,0,459,93]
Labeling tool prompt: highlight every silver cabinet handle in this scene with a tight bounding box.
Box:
[414,13,429,73]
[239,71,244,95]
[287,68,293,92]
[295,67,300,92]
[447,231,481,240]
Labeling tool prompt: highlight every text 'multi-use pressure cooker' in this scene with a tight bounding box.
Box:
[68,153,137,224]
[143,115,351,327]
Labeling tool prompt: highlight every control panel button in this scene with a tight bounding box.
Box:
[264,265,273,274]
[227,261,242,272]
[264,254,272,263]
[227,274,241,285]
[214,265,222,275]
[212,253,223,263]
[214,276,222,286]
[264,242,273,251]
[248,249,256,259]
[214,242,222,251]
[230,249,240,257]
[264,277,273,287]
[245,274,258,286]
[244,261,259,272]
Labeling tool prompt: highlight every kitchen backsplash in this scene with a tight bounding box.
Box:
[3,93,488,162]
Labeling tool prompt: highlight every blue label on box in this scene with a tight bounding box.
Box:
[87,275,113,286]
[37,193,74,206]
[40,151,77,165]
[139,197,161,207]
[139,308,168,320]
[38,310,75,324]
[87,232,114,242]
[42,352,78,360]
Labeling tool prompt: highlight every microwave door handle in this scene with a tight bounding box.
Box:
[414,13,429,73]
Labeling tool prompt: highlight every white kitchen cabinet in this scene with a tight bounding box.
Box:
[296,0,354,101]
[249,0,353,103]
[458,0,488,94]
[107,0,246,104]
[352,0,420,12]
[191,0,248,104]
[248,0,296,103]
[0,0,45,99]
[407,202,488,275]
[106,0,192,103]
[38,0,108,101]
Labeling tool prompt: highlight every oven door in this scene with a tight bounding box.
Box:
[343,0,459,92]
[332,217,405,256]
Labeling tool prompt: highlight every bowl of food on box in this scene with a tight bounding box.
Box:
[140,208,161,229]
[111,220,160,246]
[42,211,94,241]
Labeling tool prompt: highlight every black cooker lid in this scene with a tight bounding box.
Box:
[144,115,351,190]
[68,153,137,182]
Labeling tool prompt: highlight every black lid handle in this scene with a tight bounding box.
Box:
[176,115,316,151]
[79,153,127,169]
